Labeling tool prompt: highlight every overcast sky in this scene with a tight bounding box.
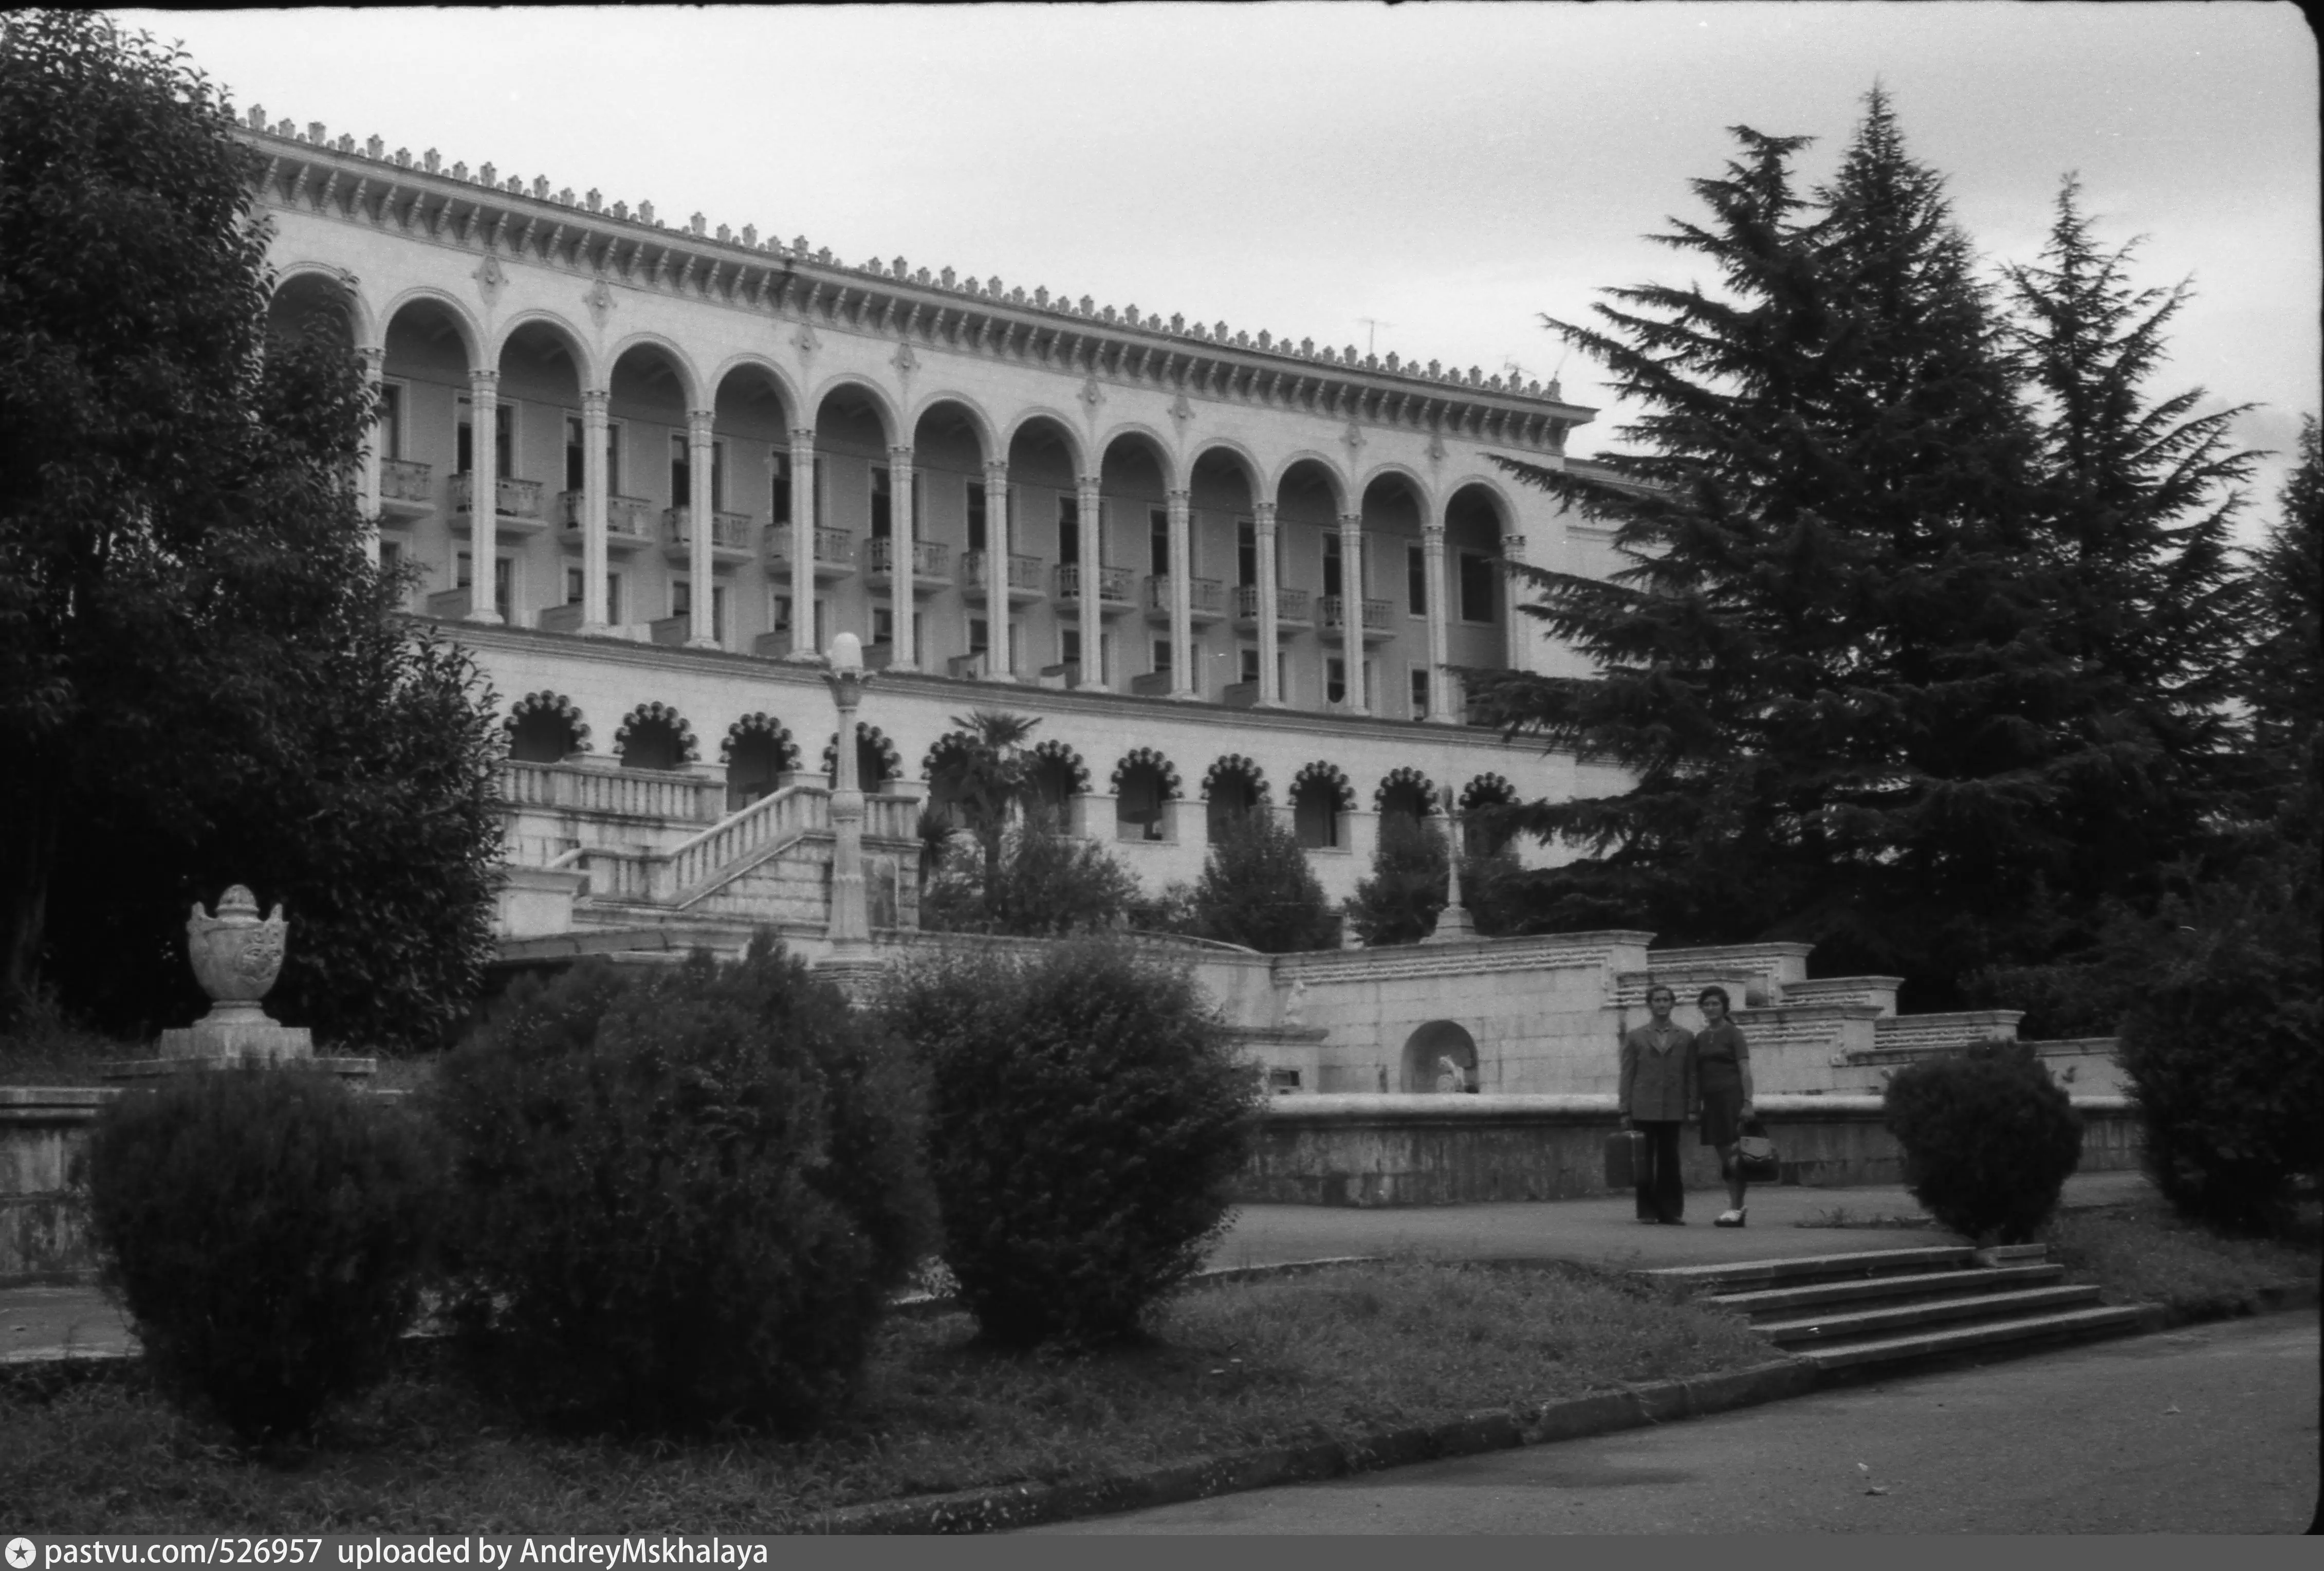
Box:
[117,2,2320,540]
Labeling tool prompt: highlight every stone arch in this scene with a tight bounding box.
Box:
[821,722,902,786]
[1460,772,1519,854]
[706,352,803,422]
[1187,436,1268,497]
[503,691,589,761]
[806,374,903,446]
[605,330,706,408]
[1268,450,1352,512]
[906,392,1000,459]
[269,264,373,344]
[378,284,485,366]
[1401,1020,1480,1093]
[1202,753,1269,841]
[1025,738,1089,815]
[1373,765,1438,823]
[1356,460,1436,512]
[490,309,600,389]
[721,713,798,809]
[1001,408,1091,474]
[1095,422,1182,489]
[1443,473,1522,530]
[1289,760,1353,851]
[1112,745,1179,842]
[614,701,697,771]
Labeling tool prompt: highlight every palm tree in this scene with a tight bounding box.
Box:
[927,710,1039,917]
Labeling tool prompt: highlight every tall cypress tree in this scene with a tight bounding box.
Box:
[2001,178,2255,909]
[1471,90,2061,991]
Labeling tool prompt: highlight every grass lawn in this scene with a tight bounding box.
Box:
[2042,1194,2319,1318]
[1,1256,1772,1533]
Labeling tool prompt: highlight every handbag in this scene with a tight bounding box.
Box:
[1733,1117,1780,1182]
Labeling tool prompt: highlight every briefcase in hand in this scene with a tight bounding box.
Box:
[1604,1127,1644,1190]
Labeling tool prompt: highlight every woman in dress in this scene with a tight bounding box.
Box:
[1695,985,1756,1227]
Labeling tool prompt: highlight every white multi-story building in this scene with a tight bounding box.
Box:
[243,106,1638,952]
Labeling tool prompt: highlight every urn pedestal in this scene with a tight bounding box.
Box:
[102,886,374,1084]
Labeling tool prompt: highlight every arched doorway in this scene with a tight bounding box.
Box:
[1401,1020,1480,1093]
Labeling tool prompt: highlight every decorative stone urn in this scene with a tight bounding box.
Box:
[150,885,316,1066]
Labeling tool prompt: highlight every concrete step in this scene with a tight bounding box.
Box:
[1790,1303,2148,1372]
[1708,1263,2067,1322]
[1756,1284,2103,1346]
[1647,1245,1980,1293]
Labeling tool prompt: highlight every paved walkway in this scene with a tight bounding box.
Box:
[2,1171,2156,1365]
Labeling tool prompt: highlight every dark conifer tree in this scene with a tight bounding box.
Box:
[2242,416,2322,820]
[1470,90,2056,990]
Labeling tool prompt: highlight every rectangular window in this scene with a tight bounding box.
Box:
[454,553,514,622]
[1153,637,1173,674]
[812,596,829,650]
[1408,542,1427,615]
[1411,666,1431,718]
[771,593,793,636]
[811,456,824,526]
[908,471,923,539]
[566,567,584,605]
[770,451,792,525]
[1237,520,1256,588]
[1060,626,1081,668]
[710,440,726,513]
[970,617,989,656]
[1322,532,1342,599]
[1057,495,1079,563]
[605,572,622,626]
[1006,619,1022,671]
[669,433,689,508]
[671,578,690,620]
[966,481,987,552]
[1240,646,1260,684]
[605,421,623,496]
[870,465,892,540]
[912,610,924,652]
[565,416,586,491]
[712,584,729,644]
[1458,551,1497,622]
[454,399,508,476]
[872,606,894,647]
[1100,630,1115,685]
[1150,507,1169,575]
[378,537,403,587]
[378,383,403,460]
[1326,656,1346,706]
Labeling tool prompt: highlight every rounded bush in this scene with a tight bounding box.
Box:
[431,938,930,1433]
[880,936,1263,1347]
[1883,1041,2083,1244]
[79,1066,441,1444]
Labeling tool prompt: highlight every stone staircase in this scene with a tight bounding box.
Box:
[1646,1244,2150,1375]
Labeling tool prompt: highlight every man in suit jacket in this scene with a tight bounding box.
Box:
[1619,983,1698,1223]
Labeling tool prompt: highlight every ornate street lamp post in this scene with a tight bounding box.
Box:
[819,632,880,979]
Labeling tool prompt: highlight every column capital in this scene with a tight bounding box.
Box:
[1337,510,1364,532]
[1423,520,1447,540]
[357,345,386,375]
[1254,500,1278,527]
[982,458,1010,482]
[688,408,715,436]
[1166,487,1190,506]
[1500,531,1528,558]
[888,443,915,465]
[581,387,611,414]
[468,368,500,393]
[789,426,819,448]
[1077,473,1103,492]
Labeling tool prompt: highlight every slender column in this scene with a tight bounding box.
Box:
[581,389,611,631]
[686,410,715,647]
[1255,501,1282,707]
[1422,513,1451,723]
[1337,510,1367,714]
[888,444,916,670]
[984,459,1012,678]
[1167,487,1194,699]
[1076,473,1103,687]
[466,369,501,624]
[821,635,875,966]
[1500,528,1529,672]
[788,427,816,657]
[357,346,384,565]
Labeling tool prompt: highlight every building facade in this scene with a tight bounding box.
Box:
[243,106,1636,933]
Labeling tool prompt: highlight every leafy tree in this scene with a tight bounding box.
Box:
[1347,812,1451,947]
[920,802,1139,938]
[1469,89,2243,995]
[0,12,500,1046]
[1187,808,1339,953]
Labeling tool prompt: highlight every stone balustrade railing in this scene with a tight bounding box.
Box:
[497,759,720,823]
[1054,563,1133,605]
[380,456,432,503]
[450,474,546,520]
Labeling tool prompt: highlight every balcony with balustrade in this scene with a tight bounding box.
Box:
[556,491,656,554]
[1142,575,1228,626]
[1233,583,1314,631]
[1052,562,1134,616]
[450,473,548,535]
[1320,595,1395,643]
[379,457,433,521]
[960,550,1045,605]
[660,506,755,567]
[863,537,950,596]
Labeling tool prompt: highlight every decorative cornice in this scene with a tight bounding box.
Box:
[235,117,1593,452]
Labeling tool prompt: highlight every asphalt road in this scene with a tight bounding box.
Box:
[1027,1309,2321,1535]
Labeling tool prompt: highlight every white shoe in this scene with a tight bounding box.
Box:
[1714,1208,1746,1228]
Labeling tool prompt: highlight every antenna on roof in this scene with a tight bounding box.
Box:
[1359,318,1394,356]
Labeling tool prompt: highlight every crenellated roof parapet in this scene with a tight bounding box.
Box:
[236,110,1592,453]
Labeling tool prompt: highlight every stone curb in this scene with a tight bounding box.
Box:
[801,1358,1815,1535]
[887,1255,1385,1321]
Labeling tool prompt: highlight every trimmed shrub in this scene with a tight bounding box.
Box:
[2115,856,2322,1236]
[1883,1040,2083,1244]
[431,937,930,1433]
[880,936,1263,1347]
[1347,812,1448,946]
[1189,809,1340,953]
[78,1066,441,1443]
